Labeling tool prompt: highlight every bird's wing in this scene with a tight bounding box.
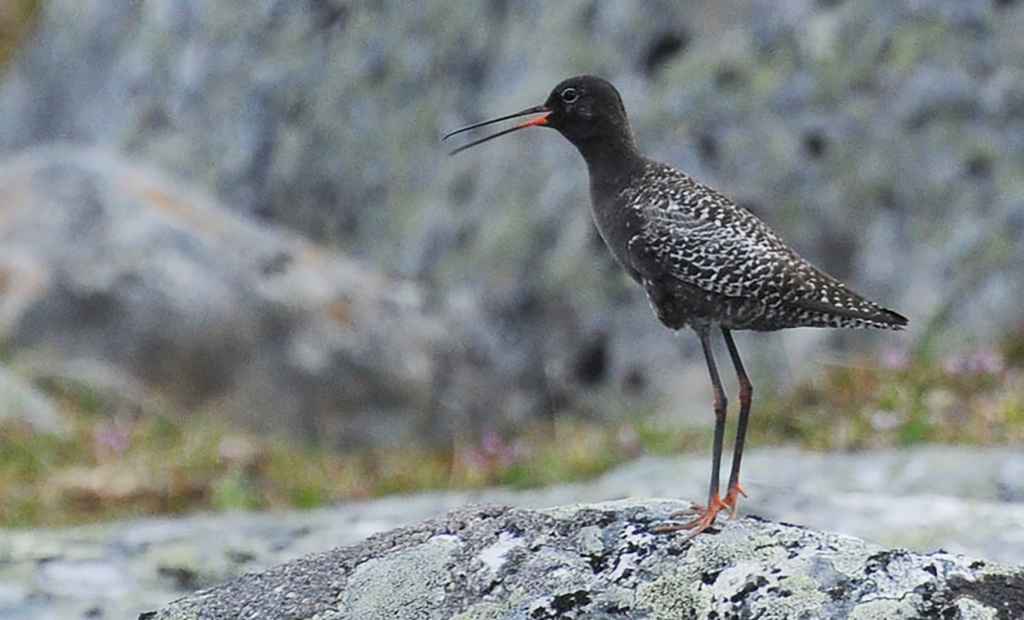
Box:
[624,164,905,325]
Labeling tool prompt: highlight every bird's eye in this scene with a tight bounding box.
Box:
[560,88,579,104]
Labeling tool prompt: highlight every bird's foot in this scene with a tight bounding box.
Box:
[652,494,728,539]
[722,482,747,518]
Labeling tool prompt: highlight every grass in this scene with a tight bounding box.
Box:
[750,345,1024,450]
[2,331,1023,528]
[0,410,663,527]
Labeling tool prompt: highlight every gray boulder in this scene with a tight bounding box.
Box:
[5,0,1024,428]
[0,147,504,445]
[142,499,1024,620]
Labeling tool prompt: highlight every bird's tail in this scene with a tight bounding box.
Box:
[792,296,908,330]
[874,308,909,329]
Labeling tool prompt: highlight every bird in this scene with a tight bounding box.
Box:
[442,75,907,539]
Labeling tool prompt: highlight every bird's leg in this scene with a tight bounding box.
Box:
[654,329,728,537]
[721,328,751,517]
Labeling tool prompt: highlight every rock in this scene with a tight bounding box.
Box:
[3,447,1022,619]
[3,1,1023,429]
[0,364,67,435]
[142,499,1024,620]
[0,147,509,445]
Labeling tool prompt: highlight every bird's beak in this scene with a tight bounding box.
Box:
[442,105,551,156]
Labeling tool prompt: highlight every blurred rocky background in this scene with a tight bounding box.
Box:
[1,0,1022,446]
[0,0,1023,616]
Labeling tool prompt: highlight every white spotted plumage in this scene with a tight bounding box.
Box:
[615,161,907,332]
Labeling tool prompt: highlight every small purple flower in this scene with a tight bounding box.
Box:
[943,348,1005,376]
[94,419,132,457]
[481,431,519,467]
[462,430,521,472]
[617,424,641,454]
[880,347,911,371]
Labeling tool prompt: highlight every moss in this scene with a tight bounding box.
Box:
[0,0,39,68]
[882,21,953,77]
[1002,326,1024,368]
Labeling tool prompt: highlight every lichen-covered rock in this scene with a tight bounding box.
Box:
[142,499,1024,620]
[3,447,1023,619]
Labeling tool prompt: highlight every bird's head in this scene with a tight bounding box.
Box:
[443,75,634,156]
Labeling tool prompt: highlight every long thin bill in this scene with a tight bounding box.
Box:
[442,105,549,141]
[446,111,550,156]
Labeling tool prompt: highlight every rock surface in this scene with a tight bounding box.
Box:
[2,0,1023,432]
[3,447,1024,619]
[143,499,1024,620]
[0,147,503,445]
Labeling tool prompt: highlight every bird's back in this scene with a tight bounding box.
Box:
[612,161,907,332]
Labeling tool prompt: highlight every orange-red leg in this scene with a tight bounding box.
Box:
[654,328,728,538]
[722,328,752,518]
[653,494,729,538]
[722,482,747,517]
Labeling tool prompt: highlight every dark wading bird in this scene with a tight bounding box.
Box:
[443,75,907,538]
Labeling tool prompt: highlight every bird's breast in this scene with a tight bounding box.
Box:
[588,188,645,280]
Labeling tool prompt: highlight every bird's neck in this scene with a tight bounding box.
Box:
[576,134,645,197]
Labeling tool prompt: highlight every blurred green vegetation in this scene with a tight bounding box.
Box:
[2,328,1023,527]
[0,0,38,67]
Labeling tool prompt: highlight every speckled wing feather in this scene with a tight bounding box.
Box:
[624,162,907,330]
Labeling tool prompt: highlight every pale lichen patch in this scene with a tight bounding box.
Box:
[338,535,461,619]
[954,597,999,620]
[749,573,827,619]
[574,525,604,556]
[636,566,711,619]
[477,531,523,576]
[848,598,920,619]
